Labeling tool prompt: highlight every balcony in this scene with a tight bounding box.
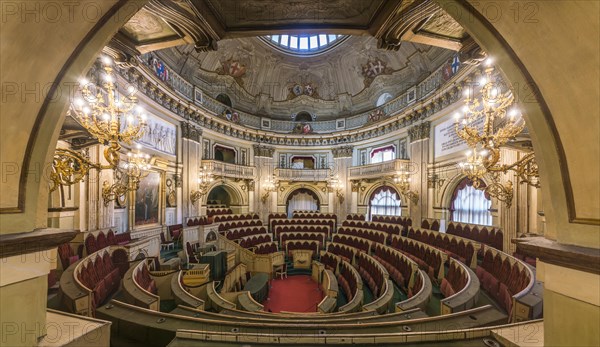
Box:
[348,159,410,180]
[276,168,331,182]
[202,160,256,180]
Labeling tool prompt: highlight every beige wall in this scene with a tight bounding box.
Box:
[0,1,598,346]
[437,0,600,248]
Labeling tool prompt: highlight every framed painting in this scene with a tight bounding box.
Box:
[135,171,161,226]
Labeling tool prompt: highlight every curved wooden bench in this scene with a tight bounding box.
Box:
[96,300,506,346]
[122,260,160,311]
[171,270,205,310]
[337,260,363,313]
[396,269,432,313]
[362,279,394,314]
[238,290,264,312]
[206,281,236,312]
[440,258,480,314]
[58,259,90,316]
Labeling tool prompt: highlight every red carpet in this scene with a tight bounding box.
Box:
[262,275,324,313]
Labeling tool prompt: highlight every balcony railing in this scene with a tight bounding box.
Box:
[348,159,410,179]
[202,160,256,180]
[276,168,331,182]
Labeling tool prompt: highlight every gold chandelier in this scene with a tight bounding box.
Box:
[191,166,215,204]
[50,56,147,192]
[454,58,540,206]
[393,171,419,204]
[102,148,152,206]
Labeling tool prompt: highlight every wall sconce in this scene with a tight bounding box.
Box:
[102,148,152,206]
[261,174,279,203]
[393,171,419,204]
[427,173,445,190]
[191,165,214,205]
[328,175,345,204]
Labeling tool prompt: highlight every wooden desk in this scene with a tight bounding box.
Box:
[291,250,313,269]
[243,273,269,303]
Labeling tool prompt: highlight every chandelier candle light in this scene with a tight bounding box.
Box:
[454,57,540,206]
[102,146,153,206]
[328,175,345,204]
[393,170,419,204]
[261,174,279,203]
[51,56,148,192]
[191,166,215,204]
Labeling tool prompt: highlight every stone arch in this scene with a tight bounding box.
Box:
[280,184,326,208]
[203,181,246,207]
[1,2,594,250]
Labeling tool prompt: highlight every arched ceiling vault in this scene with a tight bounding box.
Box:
[112,0,472,120]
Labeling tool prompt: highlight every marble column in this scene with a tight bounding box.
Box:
[181,122,203,219]
[332,146,353,224]
[408,122,431,226]
[253,145,275,222]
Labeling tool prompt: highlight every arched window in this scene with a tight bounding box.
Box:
[294,111,313,122]
[376,92,393,107]
[369,186,401,220]
[450,178,492,226]
[370,145,395,164]
[263,34,347,56]
[215,94,232,107]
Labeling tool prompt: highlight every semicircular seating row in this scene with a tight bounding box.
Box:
[84,230,131,256]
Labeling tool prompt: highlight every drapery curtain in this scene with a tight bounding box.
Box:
[287,192,318,217]
[451,183,492,226]
[369,186,401,220]
[371,146,395,164]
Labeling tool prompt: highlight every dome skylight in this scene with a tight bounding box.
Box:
[262,34,348,55]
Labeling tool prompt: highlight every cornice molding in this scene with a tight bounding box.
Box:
[253,145,275,158]
[181,122,202,142]
[332,146,354,159]
[514,236,600,275]
[0,229,79,259]
[111,52,476,147]
[409,121,431,142]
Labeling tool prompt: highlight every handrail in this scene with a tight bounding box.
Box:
[275,168,332,182]
[206,281,236,312]
[338,260,363,313]
[348,159,410,179]
[96,299,506,333]
[122,260,160,311]
[171,319,542,345]
[362,279,394,314]
[440,258,480,314]
[171,270,205,310]
[201,160,256,179]
[238,291,264,312]
[396,270,432,313]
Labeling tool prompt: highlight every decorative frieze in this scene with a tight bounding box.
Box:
[115,56,470,147]
[253,145,275,158]
[181,122,202,142]
[332,146,353,159]
[409,122,431,143]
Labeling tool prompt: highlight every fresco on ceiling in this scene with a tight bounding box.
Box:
[291,123,313,135]
[221,109,241,124]
[361,58,395,88]
[147,55,171,83]
[366,108,387,124]
[217,57,248,86]
[442,54,461,81]
[287,82,320,100]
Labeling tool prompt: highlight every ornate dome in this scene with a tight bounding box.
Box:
[153,36,454,121]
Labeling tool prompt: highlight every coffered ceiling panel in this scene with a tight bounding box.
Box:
[197,0,389,31]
